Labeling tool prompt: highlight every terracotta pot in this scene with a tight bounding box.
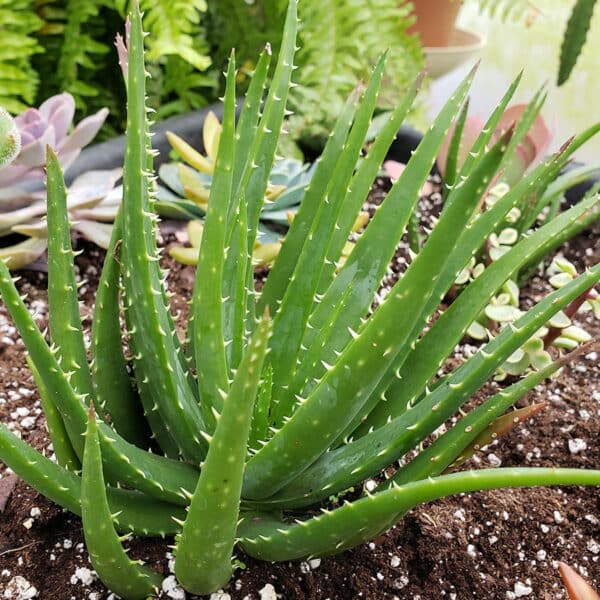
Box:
[407,0,463,47]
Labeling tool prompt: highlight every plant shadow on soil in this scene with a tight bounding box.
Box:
[0,178,598,599]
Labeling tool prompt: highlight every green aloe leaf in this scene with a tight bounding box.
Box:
[91,211,151,449]
[46,146,95,407]
[81,405,162,600]
[239,468,600,561]
[558,0,597,86]
[0,421,185,537]
[120,0,206,461]
[174,313,270,595]
[191,53,237,427]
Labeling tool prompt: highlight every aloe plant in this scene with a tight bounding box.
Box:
[0,2,599,597]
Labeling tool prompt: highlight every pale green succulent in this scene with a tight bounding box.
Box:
[0,2,599,599]
[461,180,599,378]
[0,108,20,169]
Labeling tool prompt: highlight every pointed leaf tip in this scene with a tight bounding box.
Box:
[559,562,600,599]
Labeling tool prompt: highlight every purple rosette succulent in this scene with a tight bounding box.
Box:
[0,93,108,188]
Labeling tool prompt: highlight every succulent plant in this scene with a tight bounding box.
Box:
[0,108,20,169]
[157,110,316,242]
[0,94,119,269]
[0,2,599,598]
[465,254,599,378]
[0,92,108,188]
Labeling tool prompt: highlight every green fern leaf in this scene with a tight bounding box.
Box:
[140,0,211,71]
[290,0,423,142]
[0,0,43,112]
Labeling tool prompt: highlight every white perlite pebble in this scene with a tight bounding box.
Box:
[258,583,277,600]
[568,438,587,454]
[162,576,186,600]
[70,568,96,586]
[2,576,38,599]
[536,550,547,561]
[209,592,230,600]
[513,582,533,597]
[487,453,502,467]
[587,539,600,554]
[20,417,36,430]
[308,558,321,570]
[390,555,401,568]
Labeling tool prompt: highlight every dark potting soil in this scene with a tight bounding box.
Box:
[0,178,598,599]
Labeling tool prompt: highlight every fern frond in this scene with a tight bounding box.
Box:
[151,56,217,120]
[55,0,112,104]
[0,0,43,113]
[472,0,540,22]
[290,0,423,142]
[205,0,269,74]
[140,0,211,71]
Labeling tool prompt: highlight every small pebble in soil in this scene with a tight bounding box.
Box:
[70,567,96,586]
[258,583,277,600]
[588,539,600,554]
[209,592,230,600]
[161,575,186,599]
[536,549,547,561]
[509,581,533,597]
[2,576,38,599]
[568,438,588,454]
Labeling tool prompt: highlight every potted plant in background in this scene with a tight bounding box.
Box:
[407,0,486,78]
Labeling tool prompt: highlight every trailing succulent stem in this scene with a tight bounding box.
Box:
[0,1,598,597]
